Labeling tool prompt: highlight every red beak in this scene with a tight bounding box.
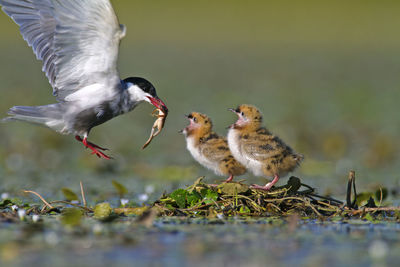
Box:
[148,96,168,113]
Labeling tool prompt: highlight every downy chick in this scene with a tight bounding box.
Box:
[181,112,246,182]
[227,104,303,190]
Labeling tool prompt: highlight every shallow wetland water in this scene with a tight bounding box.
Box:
[1,215,399,266]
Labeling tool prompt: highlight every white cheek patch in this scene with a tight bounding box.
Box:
[127,84,150,102]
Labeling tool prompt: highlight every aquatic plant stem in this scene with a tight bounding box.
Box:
[346,171,357,209]
[80,181,87,207]
[378,187,383,208]
[23,190,54,209]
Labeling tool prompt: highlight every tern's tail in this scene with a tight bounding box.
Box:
[3,104,66,133]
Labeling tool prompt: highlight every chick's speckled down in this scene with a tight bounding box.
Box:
[182,112,246,182]
[227,104,303,190]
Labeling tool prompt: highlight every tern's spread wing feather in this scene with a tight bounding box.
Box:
[0,0,57,85]
[0,0,125,101]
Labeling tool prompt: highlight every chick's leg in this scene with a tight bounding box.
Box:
[75,135,111,160]
[225,174,234,183]
[251,174,279,191]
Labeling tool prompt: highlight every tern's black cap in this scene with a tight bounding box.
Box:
[123,77,157,97]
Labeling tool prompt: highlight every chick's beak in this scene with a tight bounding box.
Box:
[228,108,238,129]
[148,96,168,113]
[180,114,192,134]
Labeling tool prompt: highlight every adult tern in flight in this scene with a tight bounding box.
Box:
[0,0,168,159]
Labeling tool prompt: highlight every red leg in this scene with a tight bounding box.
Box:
[224,174,234,183]
[250,174,279,191]
[75,135,111,159]
[75,136,108,150]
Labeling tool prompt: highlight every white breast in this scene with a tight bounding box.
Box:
[245,158,265,177]
[186,137,222,176]
[227,129,244,163]
[227,129,265,177]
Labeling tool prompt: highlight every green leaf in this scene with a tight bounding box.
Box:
[356,192,374,207]
[364,213,376,223]
[61,208,83,226]
[114,207,149,216]
[61,188,79,201]
[112,180,128,197]
[201,189,218,204]
[187,191,202,207]
[94,202,113,220]
[199,188,209,198]
[206,190,218,200]
[394,211,400,220]
[170,189,187,208]
[0,199,12,208]
[239,206,251,214]
[10,198,23,206]
[217,183,249,195]
[165,204,175,210]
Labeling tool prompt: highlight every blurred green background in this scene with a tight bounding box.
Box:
[0,0,399,197]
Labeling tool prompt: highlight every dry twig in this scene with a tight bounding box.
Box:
[23,190,54,209]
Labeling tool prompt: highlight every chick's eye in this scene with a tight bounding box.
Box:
[193,117,197,122]
[241,112,244,116]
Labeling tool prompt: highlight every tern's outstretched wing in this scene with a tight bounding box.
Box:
[0,0,126,101]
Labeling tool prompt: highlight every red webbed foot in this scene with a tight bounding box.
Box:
[75,136,112,159]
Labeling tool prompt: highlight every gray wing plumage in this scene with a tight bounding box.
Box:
[0,0,126,101]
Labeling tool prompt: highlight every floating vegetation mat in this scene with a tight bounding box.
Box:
[154,172,400,220]
[154,176,343,218]
[1,171,400,224]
